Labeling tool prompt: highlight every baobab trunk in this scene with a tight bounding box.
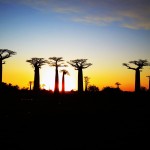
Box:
[29,82,32,91]
[148,78,150,92]
[0,59,2,84]
[135,69,140,92]
[62,72,65,93]
[85,83,87,92]
[33,66,40,91]
[78,67,83,93]
[54,66,59,93]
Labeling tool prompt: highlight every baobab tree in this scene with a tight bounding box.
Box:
[60,69,69,93]
[123,59,150,92]
[84,76,90,92]
[47,57,67,93]
[26,58,47,91]
[115,82,121,89]
[0,49,16,84]
[67,59,92,93]
[146,76,150,92]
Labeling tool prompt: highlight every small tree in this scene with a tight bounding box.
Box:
[28,81,33,91]
[0,49,16,84]
[84,76,90,92]
[26,58,47,91]
[123,59,150,92]
[68,59,92,93]
[60,69,69,93]
[47,57,67,93]
[115,82,121,89]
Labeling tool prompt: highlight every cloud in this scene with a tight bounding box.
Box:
[54,6,81,14]
[72,15,122,26]
[1,0,150,30]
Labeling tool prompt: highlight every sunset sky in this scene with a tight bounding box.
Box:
[0,0,150,91]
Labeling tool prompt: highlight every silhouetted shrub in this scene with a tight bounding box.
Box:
[88,85,99,92]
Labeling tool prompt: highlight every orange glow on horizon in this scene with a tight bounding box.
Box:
[2,60,150,92]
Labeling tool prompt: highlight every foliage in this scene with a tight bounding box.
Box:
[88,85,99,92]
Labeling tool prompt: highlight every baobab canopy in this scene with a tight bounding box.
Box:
[67,59,92,70]
[26,58,47,69]
[0,49,16,60]
[123,59,150,70]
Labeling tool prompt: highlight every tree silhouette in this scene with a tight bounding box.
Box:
[115,82,121,89]
[146,76,150,92]
[84,76,90,92]
[26,58,47,91]
[28,81,33,91]
[0,49,16,84]
[68,59,92,93]
[48,57,67,93]
[123,59,150,92]
[60,69,69,93]
[88,85,99,92]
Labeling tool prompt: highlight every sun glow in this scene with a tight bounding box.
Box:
[40,66,77,91]
[61,75,76,91]
[40,67,55,91]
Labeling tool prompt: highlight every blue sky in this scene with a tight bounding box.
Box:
[0,0,150,91]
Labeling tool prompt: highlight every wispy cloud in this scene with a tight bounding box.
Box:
[73,15,122,26]
[54,7,81,14]
[1,0,150,30]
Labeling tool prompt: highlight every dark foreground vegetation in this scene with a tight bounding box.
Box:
[0,87,150,149]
